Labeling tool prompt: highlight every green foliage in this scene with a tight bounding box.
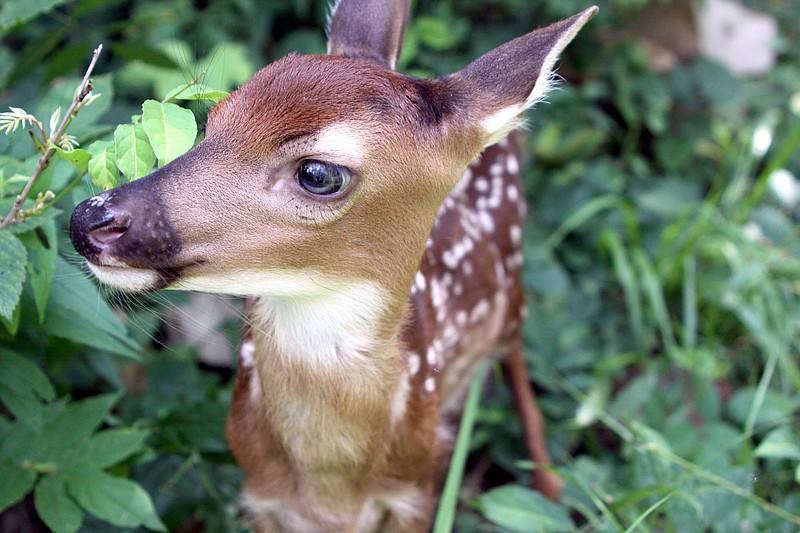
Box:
[140,100,197,167]
[1,0,800,531]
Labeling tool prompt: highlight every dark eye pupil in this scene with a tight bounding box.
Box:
[297,161,348,195]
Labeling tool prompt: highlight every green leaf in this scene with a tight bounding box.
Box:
[414,16,468,51]
[44,393,121,450]
[473,484,575,532]
[114,123,156,181]
[164,83,229,103]
[67,471,166,531]
[0,298,21,335]
[0,460,36,513]
[107,42,179,69]
[83,427,149,469]
[53,147,91,175]
[0,230,26,321]
[754,427,800,460]
[34,476,83,533]
[728,387,799,431]
[0,0,71,33]
[18,220,57,323]
[0,348,55,429]
[141,100,197,167]
[159,401,228,453]
[87,141,120,190]
[41,259,139,359]
[196,43,254,91]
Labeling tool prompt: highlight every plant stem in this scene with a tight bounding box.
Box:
[0,44,103,231]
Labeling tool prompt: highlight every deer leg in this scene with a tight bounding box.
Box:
[501,344,563,501]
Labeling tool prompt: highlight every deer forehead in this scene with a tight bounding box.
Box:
[206,54,463,157]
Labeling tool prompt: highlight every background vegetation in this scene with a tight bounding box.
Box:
[1,0,799,531]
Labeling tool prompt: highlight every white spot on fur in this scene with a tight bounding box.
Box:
[240,339,256,367]
[425,376,436,393]
[510,225,522,246]
[408,352,421,375]
[507,153,519,174]
[430,277,446,310]
[426,346,438,367]
[415,270,427,292]
[477,210,495,233]
[470,299,491,324]
[507,184,519,202]
[475,178,489,192]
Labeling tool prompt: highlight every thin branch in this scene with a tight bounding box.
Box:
[0,44,103,231]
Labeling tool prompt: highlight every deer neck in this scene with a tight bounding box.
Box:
[239,279,413,475]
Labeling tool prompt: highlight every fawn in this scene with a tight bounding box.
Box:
[70,1,596,530]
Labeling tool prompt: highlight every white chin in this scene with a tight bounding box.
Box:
[87,263,161,292]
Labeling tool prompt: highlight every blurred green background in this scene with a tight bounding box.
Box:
[1,0,799,531]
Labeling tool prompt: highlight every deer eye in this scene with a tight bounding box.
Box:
[296,160,351,196]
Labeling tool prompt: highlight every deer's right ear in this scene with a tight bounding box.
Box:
[327,0,410,70]
[449,6,598,149]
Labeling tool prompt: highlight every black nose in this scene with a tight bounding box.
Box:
[69,180,181,268]
[70,193,129,263]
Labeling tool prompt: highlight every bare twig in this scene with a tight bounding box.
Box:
[0,44,103,230]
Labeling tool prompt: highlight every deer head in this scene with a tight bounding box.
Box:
[70,2,597,320]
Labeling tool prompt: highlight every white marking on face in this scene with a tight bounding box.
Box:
[307,122,365,166]
[88,192,110,208]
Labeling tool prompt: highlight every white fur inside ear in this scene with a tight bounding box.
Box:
[478,104,526,148]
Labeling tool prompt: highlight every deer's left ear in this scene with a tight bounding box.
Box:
[448,6,598,148]
[327,0,410,70]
